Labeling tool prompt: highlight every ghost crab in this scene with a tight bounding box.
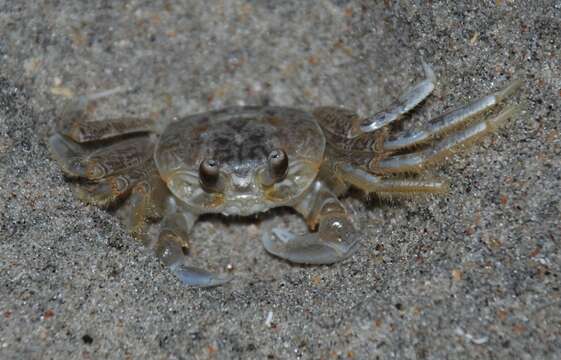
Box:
[49,64,521,287]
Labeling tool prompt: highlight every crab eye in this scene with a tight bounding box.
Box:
[199,159,223,192]
[262,148,288,186]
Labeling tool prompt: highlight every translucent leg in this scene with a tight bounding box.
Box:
[374,104,521,173]
[48,133,88,178]
[56,87,157,143]
[384,79,523,150]
[49,133,154,179]
[261,180,362,264]
[337,163,448,195]
[360,62,436,133]
[73,165,152,207]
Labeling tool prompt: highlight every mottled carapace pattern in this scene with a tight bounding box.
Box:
[155,107,325,178]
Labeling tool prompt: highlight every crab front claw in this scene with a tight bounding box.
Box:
[262,180,363,264]
[262,215,362,264]
[129,187,232,287]
[169,263,232,288]
[154,222,233,287]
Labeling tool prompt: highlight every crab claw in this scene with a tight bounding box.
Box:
[154,217,233,288]
[169,262,232,287]
[261,214,362,265]
[156,233,232,287]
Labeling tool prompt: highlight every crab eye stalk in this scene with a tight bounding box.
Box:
[199,159,224,192]
[262,148,289,186]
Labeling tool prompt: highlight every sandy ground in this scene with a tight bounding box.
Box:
[1,1,560,359]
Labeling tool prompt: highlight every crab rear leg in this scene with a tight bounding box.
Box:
[360,62,436,133]
[375,104,521,173]
[261,180,362,264]
[383,79,523,150]
[337,163,448,195]
[49,133,155,179]
[56,87,157,143]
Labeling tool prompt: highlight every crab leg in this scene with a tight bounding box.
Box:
[337,163,448,195]
[127,173,170,235]
[360,62,436,133]
[383,79,522,150]
[56,88,157,143]
[373,104,521,173]
[73,163,156,207]
[49,133,154,179]
[261,180,362,264]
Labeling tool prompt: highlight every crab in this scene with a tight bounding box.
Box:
[49,64,521,287]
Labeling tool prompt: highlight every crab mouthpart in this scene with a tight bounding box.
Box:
[222,193,271,216]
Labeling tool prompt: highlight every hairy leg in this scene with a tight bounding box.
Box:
[383,79,522,150]
[374,104,521,173]
[337,163,448,195]
[49,133,154,179]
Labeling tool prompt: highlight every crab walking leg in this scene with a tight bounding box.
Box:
[49,133,154,179]
[337,163,448,195]
[360,62,436,133]
[384,79,523,150]
[60,115,157,143]
[374,104,521,173]
[261,181,362,264]
[57,88,157,143]
[127,173,169,236]
[73,164,154,207]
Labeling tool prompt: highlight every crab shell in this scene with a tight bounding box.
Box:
[154,107,326,216]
